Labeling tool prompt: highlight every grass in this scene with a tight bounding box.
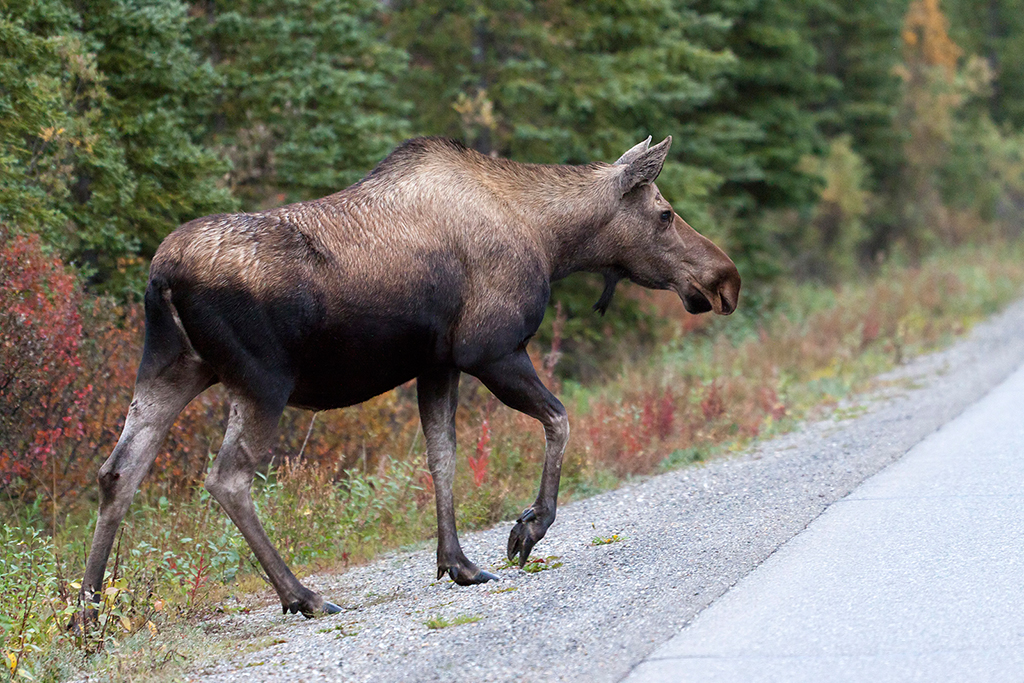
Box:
[316,622,360,637]
[522,556,563,573]
[424,614,481,630]
[591,535,625,546]
[4,240,1024,681]
[491,555,562,573]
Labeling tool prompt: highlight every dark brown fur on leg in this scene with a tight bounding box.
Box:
[418,369,499,584]
[471,349,569,567]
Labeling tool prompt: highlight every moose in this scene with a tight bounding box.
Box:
[79,135,740,617]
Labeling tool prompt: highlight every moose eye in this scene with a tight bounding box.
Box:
[660,210,672,223]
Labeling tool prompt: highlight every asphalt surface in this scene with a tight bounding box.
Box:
[624,359,1024,682]
[192,299,1024,683]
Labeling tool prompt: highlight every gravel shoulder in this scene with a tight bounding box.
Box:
[189,299,1024,683]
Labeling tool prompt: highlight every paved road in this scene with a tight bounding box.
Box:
[193,300,1024,682]
[624,361,1024,682]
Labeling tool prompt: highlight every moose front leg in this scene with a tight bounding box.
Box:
[473,349,569,567]
[417,368,499,585]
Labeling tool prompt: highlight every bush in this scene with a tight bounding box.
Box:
[0,231,87,497]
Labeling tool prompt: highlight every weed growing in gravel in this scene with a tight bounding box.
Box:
[590,535,625,546]
[424,614,481,629]
[493,554,564,573]
[523,556,563,573]
[317,622,360,637]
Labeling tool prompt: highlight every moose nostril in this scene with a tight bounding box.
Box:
[718,287,737,315]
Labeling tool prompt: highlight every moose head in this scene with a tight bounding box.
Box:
[590,136,741,318]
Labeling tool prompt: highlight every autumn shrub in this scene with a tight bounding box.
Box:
[0,230,89,500]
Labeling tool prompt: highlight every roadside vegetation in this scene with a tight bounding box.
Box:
[4,0,1024,680]
[4,239,1023,682]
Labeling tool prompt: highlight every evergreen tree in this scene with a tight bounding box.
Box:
[1,0,234,295]
[76,0,235,285]
[686,0,832,289]
[188,0,410,208]
[945,0,1024,128]
[0,0,93,242]
[389,0,731,210]
[807,0,904,193]
[803,0,904,264]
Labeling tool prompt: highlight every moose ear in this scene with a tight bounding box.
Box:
[619,136,672,195]
[613,136,652,166]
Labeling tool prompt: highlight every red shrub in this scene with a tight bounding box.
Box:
[700,382,724,421]
[0,231,85,493]
[656,388,675,439]
[758,386,786,421]
[467,417,491,487]
[861,311,881,348]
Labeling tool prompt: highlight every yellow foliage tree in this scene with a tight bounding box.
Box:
[895,0,965,254]
[902,0,961,77]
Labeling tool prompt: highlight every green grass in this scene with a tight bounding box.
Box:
[590,535,625,546]
[522,556,563,573]
[424,614,481,630]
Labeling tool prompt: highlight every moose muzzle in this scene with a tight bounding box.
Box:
[673,216,741,316]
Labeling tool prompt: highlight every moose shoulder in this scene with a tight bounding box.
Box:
[80,136,740,618]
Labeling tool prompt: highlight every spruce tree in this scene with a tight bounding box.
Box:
[188,0,410,208]
[803,0,905,263]
[76,0,234,287]
[1,0,233,295]
[945,0,1024,128]
[686,0,832,289]
[807,0,904,193]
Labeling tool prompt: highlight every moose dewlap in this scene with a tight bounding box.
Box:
[79,136,740,617]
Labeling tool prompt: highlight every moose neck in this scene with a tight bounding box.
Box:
[483,161,620,281]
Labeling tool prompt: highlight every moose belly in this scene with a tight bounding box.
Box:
[286,310,444,411]
[172,283,448,411]
[288,335,430,410]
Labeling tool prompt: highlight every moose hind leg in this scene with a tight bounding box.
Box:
[81,357,214,605]
[418,368,498,585]
[204,394,340,617]
[472,349,569,567]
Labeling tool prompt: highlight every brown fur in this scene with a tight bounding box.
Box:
[80,137,741,617]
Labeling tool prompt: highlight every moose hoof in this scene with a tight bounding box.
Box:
[284,594,340,619]
[438,559,499,586]
[464,569,500,584]
[507,507,550,568]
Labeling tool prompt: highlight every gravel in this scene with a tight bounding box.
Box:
[189,298,1024,683]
